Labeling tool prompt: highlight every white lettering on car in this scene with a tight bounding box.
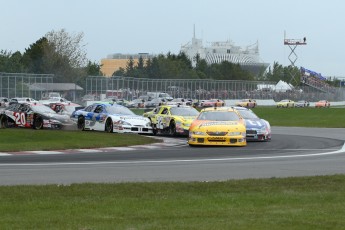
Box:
[247,120,262,126]
[14,112,26,125]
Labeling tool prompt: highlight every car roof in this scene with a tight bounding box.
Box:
[232,106,251,111]
[201,107,236,112]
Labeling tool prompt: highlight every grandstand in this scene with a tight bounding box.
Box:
[300,67,335,93]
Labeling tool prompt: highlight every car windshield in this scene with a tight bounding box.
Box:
[198,111,240,121]
[237,110,258,119]
[106,105,135,115]
[170,107,199,116]
[31,104,56,113]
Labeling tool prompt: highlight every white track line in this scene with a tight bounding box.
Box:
[1,143,345,167]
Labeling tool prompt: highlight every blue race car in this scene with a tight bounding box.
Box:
[234,106,271,141]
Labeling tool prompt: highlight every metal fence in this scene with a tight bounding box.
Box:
[85,76,345,102]
[0,72,54,99]
[1,73,345,102]
[85,76,278,100]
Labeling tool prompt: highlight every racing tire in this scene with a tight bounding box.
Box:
[32,115,43,130]
[152,126,158,136]
[0,115,8,128]
[77,116,85,131]
[105,118,113,133]
[169,120,177,136]
[149,118,157,136]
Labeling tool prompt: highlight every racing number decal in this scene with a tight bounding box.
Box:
[247,120,262,126]
[14,112,26,126]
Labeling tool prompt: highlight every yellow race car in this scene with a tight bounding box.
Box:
[235,99,257,108]
[188,107,246,146]
[276,99,295,108]
[143,104,199,136]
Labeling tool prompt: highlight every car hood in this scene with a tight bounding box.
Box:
[190,120,245,132]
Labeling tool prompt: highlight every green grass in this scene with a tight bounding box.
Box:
[252,107,345,127]
[1,175,345,229]
[0,129,159,152]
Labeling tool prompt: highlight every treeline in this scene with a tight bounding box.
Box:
[113,52,255,81]
[112,53,308,85]
[4,29,339,87]
[0,29,102,87]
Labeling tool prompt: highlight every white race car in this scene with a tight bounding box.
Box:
[71,103,153,134]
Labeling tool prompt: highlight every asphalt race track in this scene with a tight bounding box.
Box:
[0,127,345,185]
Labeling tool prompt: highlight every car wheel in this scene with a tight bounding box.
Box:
[149,118,157,136]
[77,116,85,131]
[0,115,8,128]
[33,115,43,130]
[152,126,158,135]
[105,118,113,133]
[169,120,177,136]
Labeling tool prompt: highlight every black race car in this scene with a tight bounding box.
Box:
[0,102,73,129]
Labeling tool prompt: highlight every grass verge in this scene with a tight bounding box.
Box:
[0,129,159,152]
[1,175,345,229]
[253,107,345,127]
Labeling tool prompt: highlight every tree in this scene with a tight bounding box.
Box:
[0,50,25,73]
[113,67,125,76]
[44,29,88,82]
[125,56,135,77]
[21,37,49,74]
[45,29,87,68]
[86,61,103,76]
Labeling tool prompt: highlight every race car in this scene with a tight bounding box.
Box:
[276,99,295,108]
[9,97,38,105]
[233,106,271,141]
[235,99,257,108]
[49,102,84,116]
[200,99,225,108]
[315,100,330,108]
[188,107,246,146]
[71,103,153,134]
[143,104,199,136]
[0,102,73,129]
[295,100,310,108]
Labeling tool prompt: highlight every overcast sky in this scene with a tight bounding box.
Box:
[2,0,344,77]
